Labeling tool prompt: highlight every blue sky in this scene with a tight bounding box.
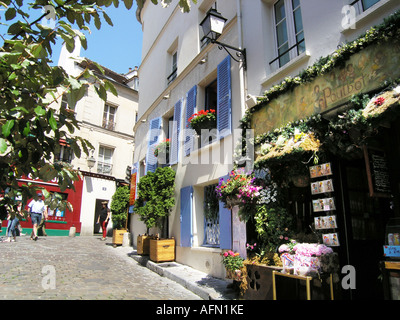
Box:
[67,4,143,74]
[0,3,143,75]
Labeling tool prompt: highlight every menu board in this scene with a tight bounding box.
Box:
[363,146,391,197]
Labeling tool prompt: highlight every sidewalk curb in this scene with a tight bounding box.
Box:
[126,250,238,300]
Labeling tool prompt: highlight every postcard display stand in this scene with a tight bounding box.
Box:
[310,163,339,247]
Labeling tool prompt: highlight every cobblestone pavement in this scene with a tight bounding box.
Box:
[0,235,202,300]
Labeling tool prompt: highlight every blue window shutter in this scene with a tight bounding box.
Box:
[219,174,232,249]
[184,85,197,156]
[145,117,161,174]
[170,99,182,165]
[180,186,193,247]
[217,56,232,139]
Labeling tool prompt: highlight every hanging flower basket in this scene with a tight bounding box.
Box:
[188,109,217,135]
[154,139,170,163]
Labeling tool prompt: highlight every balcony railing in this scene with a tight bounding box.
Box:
[102,119,116,131]
[97,162,113,175]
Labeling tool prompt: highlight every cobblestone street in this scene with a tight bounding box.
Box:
[0,235,202,300]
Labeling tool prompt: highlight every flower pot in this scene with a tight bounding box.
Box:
[226,269,243,282]
[149,238,175,262]
[224,197,242,209]
[191,118,217,135]
[137,234,154,255]
[112,228,127,246]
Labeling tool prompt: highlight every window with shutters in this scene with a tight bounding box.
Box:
[145,117,161,174]
[204,183,220,246]
[184,86,197,156]
[169,100,182,165]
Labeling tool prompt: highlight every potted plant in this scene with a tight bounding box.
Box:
[215,168,262,221]
[188,109,217,135]
[110,185,130,246]
[134,166,176,262]
[222,250,244,281]
[154,139,170,164]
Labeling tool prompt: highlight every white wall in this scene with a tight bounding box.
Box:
[80,176,116,236]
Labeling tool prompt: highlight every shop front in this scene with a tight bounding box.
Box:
[244,14,400,299]
[4,176,84,236]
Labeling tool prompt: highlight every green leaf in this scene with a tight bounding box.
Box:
[2,120,15,137]
[5,7,16,20]
[0,138,7,153]
[49,112,58,131]
[102,11,113,26]
[34,106,46,116]
[123,0,133,9]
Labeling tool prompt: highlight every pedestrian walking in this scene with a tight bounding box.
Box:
[4,201,23,242]
[96,201,110,241]
[28,193,48,241]
[37,210,48,236]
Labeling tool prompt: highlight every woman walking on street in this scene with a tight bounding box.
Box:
[4,201,23,242]
[97,201,110,241]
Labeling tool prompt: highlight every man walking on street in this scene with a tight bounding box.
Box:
[28,193,48,241]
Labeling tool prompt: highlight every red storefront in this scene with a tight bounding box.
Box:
[1,176,84,236]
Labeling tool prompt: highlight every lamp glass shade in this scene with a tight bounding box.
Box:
[87,156,96,169]
[200,8,227,40]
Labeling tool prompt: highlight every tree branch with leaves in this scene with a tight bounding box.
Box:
[0,0,133,210]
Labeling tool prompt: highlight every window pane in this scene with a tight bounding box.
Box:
[278,43,290,67]
[296,32,305,54]
[362,0,380,11]
[274,0,286,24]
[293,7,303,35]
[276,21,288,47]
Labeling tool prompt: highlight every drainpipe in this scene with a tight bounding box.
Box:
[236,0,247,116]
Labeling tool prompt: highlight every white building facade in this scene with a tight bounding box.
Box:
[58,43,139,236]
[132,0,400,280]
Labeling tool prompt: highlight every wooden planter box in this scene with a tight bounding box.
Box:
[244,264,282,300]
[137,234,153,255]
[149,238,175,263]
[112,229,127,246]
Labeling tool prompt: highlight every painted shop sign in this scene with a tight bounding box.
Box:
[251,41,400,136]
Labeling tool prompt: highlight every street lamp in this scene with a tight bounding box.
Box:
[87,155,96,172]
[200,7,246,69]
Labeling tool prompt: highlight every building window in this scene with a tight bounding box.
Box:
[102,104,116,131]
[204,184,220,246]
[97,146,113,175]
[167,51,178,85]
[351,0,380,13]
[272,0,305,68]
[55,140,73,163]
